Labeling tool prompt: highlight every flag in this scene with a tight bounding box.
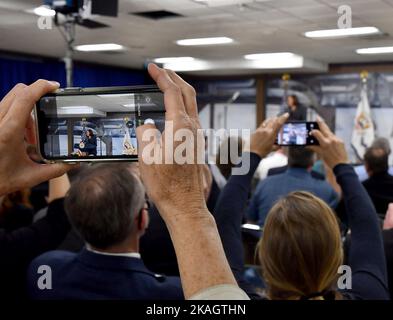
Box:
[351,86,375,160]
[122,129,137,155]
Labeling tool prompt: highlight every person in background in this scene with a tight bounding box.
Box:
[285,94,307,121]
[28,164,183,300]
[383,203,393,299]
[211,136,244,184]
[215,118,389,300]
[254,147,288,180]
[0,189,33,231]
[81,129,97,156]
[354,137,393,182]
[247,147,339,226]
[362,146,393,216]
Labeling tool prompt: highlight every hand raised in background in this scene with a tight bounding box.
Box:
[246,113,289,158]
[309,117,349,169]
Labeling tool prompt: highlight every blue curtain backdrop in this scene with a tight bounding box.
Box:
[0,53,150,98]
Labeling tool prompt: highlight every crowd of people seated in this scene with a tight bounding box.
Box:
[0,64,392,300]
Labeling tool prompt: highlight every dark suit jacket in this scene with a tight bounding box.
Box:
[27,248,183,300]
[363,172,393,216]
[0,199,70,300]
[383,229,393,299]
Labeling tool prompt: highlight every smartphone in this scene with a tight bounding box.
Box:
[276,121,319,146]
[34,85,165,163]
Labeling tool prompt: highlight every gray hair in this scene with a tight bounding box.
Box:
[371,137,391,155]
[65,163,145,249]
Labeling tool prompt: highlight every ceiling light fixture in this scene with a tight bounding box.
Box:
[356,46,393,54]
[176,37,233,46]
[153,57,195,64]
[244,52,304,68]
[74,43,125,52]
[304,26,380,38]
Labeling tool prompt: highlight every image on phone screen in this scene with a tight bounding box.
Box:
[276,122,318,146]
[35,89,165,161]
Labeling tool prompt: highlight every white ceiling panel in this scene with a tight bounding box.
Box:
[0,0,391,75]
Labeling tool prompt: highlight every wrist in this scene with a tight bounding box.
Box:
[158,204,214,231]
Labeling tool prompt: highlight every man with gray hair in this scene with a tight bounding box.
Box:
[354,137,393,181]
[27,164,183,300]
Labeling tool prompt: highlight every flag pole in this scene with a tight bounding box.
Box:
[281,73,290,113]
[360,70,368,86]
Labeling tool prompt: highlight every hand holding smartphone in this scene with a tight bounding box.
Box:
[34,86,165,163]
[275,121,319,146]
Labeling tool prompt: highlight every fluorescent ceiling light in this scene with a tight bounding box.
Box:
[245,52,296,60]
[162,59,210,72]
[154,57,195,64]
[356,46,393,54]
[176,37,233,46]
[59,106,106,116]
[244,52,304,69]
[74,43,125,52]
[33,5,56,17]
[304,26,380,38]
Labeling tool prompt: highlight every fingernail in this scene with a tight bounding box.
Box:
[49,81,60,87]
[284,112,289,117]
[144,118,155,125]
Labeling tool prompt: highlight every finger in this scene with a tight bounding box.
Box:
[136,122,159,164]
[276,113,290,128]
[27,162,75,187]
[260,118,275,129]
[0,83,27,121]
[25,115,37,145]
[316,116,333,138]
[310,130,328,146]
[148,64,186,119]
[27,79,60,102]
[165,69,199,121]
[5,80,59,129]
[272,113,290,134]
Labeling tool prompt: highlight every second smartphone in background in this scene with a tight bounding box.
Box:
[276,121,319,146]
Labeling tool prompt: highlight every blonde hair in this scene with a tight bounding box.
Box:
[258,191,343,300]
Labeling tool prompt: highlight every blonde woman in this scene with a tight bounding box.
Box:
[215,117,389,300]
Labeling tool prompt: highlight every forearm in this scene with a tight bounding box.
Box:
[215,152,261,276]
[165,210,237,299]
[48,174,70,203]
[334,164,387,279]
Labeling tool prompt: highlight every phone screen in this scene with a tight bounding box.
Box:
[35,87,165,162]
[276,122,319,146]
